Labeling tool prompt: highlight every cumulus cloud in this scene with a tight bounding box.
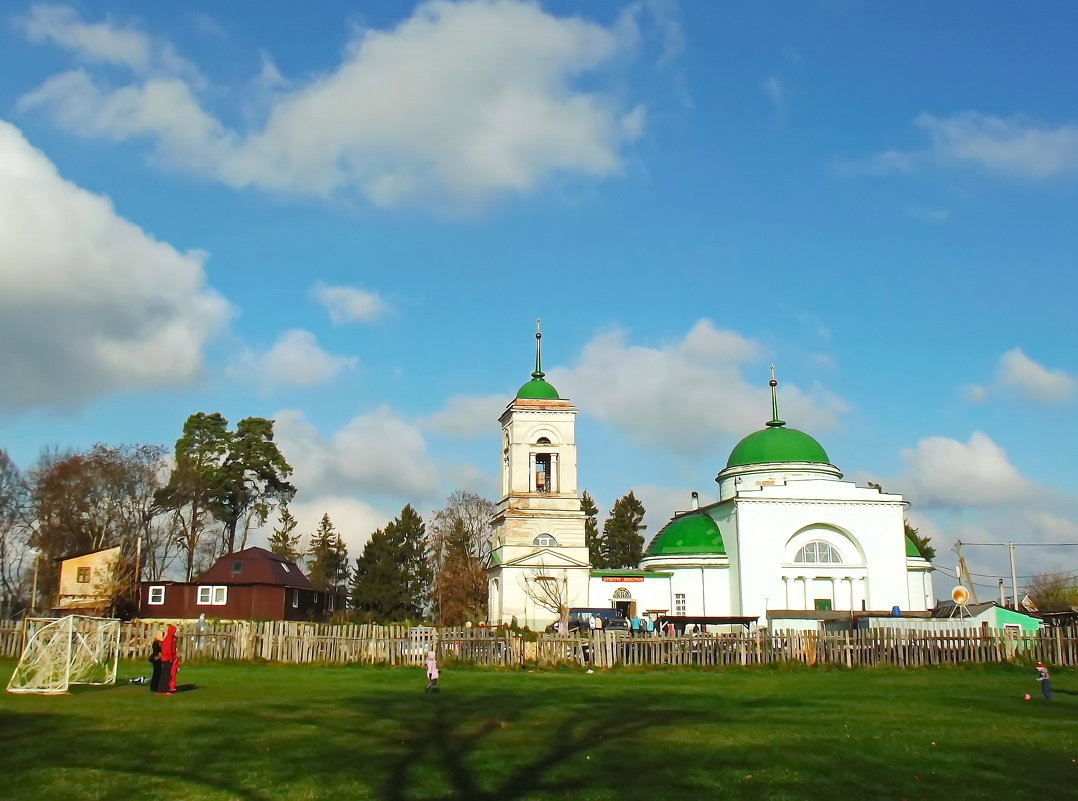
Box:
[0,119,229,411]
[230,330,356,390]
[312,282,388,325]
[859,111,1078,179]
[19,1,646,209]
[546,320,848,455]
[996,347,1074,403]
[421,394,506,438]
[898,432,1037,508]
[274,407,442,501]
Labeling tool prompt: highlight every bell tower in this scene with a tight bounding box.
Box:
[487,323,590,628]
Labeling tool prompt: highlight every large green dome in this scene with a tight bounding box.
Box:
[646,513,726,557]
[516,377,560,399]
[726,425,830,468]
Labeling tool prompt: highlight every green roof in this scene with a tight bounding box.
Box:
[646,513,726,557]
[906,537,924,558]
[726,425,830,468]
[516,377,560,399]
[590,570,672,578]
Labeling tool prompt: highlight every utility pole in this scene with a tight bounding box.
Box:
[1008,541,1019,611]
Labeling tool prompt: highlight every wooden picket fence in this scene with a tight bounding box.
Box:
[1,619,1075,670]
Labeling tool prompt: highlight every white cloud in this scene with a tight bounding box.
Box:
[274,407,442,501]
[546,320,848,455]
[0,120,229,411]
[281,495,393,559]
[898,432,1036,508]
[763,76,785,113]
[861,111,1078,179]
[19,3,151,70]
[312,282,388,325]
[421,394,506,438]
[20,0,645,210]
[230,330,356,389]
[963,384,988,404]
[995,348,1074,403]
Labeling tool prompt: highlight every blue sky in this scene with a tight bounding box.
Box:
[1,1,1076,594]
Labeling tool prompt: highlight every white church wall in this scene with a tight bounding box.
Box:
[733,483,913,618]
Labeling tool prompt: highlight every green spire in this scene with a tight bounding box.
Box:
[767,364,786,428]
[532,318,544,380]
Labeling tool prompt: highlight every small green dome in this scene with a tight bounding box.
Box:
[727,425,830,468]
[905,536,922,558]
[646,513,726,557]
[516,377,559,399]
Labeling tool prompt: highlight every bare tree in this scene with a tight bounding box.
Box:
[429,491,493,625]
[0,449,31,617]
[518,565,571,631]
[1024,570,1078,611]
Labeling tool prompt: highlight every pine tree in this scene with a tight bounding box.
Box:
[351,505,431,622]
[306,513,349,591]
[267,506,302,563]
[599,491,646,569]
[581,490,601,566]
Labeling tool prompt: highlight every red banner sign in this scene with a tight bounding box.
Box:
[601,576,643,582]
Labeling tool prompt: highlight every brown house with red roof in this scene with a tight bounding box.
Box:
[138,547,346,621]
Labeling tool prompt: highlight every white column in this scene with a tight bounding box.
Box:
[528,452,536,492]
[551,453,559,493]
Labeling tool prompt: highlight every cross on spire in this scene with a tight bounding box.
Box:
[767,364,786,428]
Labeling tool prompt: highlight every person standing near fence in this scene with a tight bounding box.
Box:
[1036,661,1052,701]
[148,630,163,693]
[425,650,439,693]
[154,625,175,694]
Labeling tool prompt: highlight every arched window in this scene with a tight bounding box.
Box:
[537,437,551,445]
[794,540,842,564]
[533,534,558,547]
[612,588,631,600]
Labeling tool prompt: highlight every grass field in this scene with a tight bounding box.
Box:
[1,659,1074,801]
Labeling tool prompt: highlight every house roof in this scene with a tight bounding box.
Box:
[196,547,316,590]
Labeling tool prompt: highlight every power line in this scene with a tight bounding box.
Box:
[956,542,1078,547]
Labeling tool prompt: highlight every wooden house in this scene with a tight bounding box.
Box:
[138,547,346,621]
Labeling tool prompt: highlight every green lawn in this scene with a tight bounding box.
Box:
[1,659,1074,801]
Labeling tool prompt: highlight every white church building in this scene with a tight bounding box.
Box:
[487,331,934,630]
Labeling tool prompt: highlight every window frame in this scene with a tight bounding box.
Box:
[148,585,165,605]
[76,566,91,584]
[197,585,228,606]
[674,593,687,615]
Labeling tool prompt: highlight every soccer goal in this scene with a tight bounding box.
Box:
[6,615,122,695]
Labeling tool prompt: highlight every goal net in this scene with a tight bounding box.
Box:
[6,615,122,695]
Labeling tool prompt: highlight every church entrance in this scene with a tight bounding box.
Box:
[612,588,634,619]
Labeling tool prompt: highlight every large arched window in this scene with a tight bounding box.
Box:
[794,540,843,564]
[533,534,558,547]
[612,588,632,600]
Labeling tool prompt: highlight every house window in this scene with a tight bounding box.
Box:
[795,541,842,564]
[231,560,243,573]
[674,593,686,615]
[198,586,228,605]
[77,567,91,583]
[280,562,291,572]
[292,589,300,608]
[327,594,334,613]
[148,585,165,605]
[533,534,558,547]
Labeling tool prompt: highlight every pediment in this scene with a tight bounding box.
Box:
[503,548,589,569]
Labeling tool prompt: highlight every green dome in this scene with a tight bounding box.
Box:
[646,513,726,557]
[516,377,559,399]
[726,425,830,468]
[905,536,923,558]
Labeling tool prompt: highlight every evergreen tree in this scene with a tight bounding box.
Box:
[581,490,601,566]
[351,505,431,622]
[306,513,349,591]
[267,506,302,563]
[904,520,935,562]
[599,491,646,569]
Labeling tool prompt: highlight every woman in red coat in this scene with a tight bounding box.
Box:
[157,625,178,694]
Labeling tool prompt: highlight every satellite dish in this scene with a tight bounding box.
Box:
[951,586,970,605]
